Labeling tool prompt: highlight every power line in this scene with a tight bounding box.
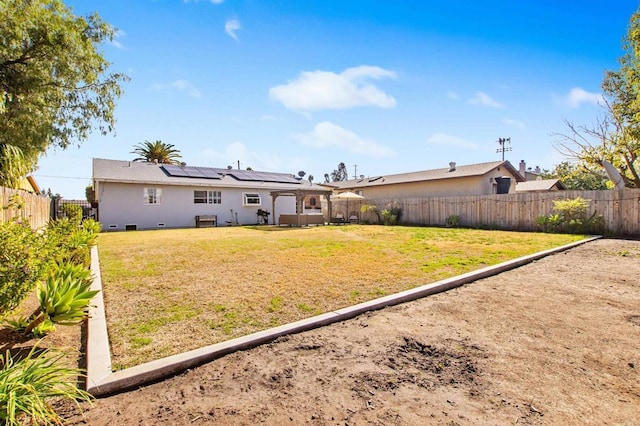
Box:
[32,174,91,180]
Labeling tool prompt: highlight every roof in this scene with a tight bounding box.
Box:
[324,161,525,189]
[516,179,566,192]
[92,158,323,191]
[18,175,41,194]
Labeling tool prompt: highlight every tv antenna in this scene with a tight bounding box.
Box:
[496,137,512,161]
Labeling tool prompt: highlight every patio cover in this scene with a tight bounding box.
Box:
[269,187,334,225]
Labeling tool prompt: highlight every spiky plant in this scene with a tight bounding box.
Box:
[0,346,93,425]
[24,263,98,336]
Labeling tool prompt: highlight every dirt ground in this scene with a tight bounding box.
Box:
[61,238,640,425]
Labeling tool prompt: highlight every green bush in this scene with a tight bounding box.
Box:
[0,220,51,316]
[60,203,82,222]
[0,346,93,425]
[537,197,604,234]
[445,214,461,228]
[381,206,403,226]
[360,204,381,224]
[46,218,101,267]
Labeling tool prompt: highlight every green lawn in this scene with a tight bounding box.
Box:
[97,225,584,369]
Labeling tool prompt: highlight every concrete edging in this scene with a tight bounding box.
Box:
[86,236,601,396]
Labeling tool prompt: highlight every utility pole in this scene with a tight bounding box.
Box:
[353,164,358,180]
[496,137,511,161]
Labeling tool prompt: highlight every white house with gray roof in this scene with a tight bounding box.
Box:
[92,158,322,230]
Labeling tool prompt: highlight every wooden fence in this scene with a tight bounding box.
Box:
[351,189,640,236]
[1,186,51,229]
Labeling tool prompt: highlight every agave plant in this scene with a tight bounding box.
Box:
[0,346,93,425]
[24,263,99,336]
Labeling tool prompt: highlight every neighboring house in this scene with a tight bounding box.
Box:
[93,158,323,230]
[18,175,41,194]
[323,161,525,199]
[516,179,566,192]
[517,160,542,181]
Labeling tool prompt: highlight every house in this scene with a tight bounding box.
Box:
[18,175,41,194]
[516,179,566,192]
[517,159,543,181]
[323,161,525,200]
[92,158,330,230]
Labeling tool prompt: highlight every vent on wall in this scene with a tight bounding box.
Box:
[157,223,166,227]
[125,224,138,231]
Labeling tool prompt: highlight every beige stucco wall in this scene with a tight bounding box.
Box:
[356,169,519,200]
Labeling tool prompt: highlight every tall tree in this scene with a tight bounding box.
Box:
[0,0,127,171]
[540,161,609,190]
[555,7,640,188]
[330,162,348,182]
[131,140,182,164]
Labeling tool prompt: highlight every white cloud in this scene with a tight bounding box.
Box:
[426,133,479,149]
[563,87,603,108]
[151,79,202,98]
[295,121,395,157]
[503,118,526,130]
[269,65,397,111]
[225,19,241,42]
[469,91,505,108]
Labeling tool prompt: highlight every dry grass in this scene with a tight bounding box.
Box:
[97,225,583,369]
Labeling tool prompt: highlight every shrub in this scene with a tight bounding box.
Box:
[360,204,381,224]
[0,220,51,315]
[445,214,461,228]
[537,197,604,234]
[60,203,82,223]
[46,217,101,267]
[381,206,403,226]
[0,345,93,425]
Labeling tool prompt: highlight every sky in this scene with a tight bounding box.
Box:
[33,0,640,199]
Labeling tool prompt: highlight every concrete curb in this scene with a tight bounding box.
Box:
[86,235,601,396]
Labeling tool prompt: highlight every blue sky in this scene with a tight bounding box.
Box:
[35,0,639,198]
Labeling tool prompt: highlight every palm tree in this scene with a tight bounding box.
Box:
[131,140,182,164]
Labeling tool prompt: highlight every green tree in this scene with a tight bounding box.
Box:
[0,144,30,188]
[330,162,348,182]
[541,161,609,190]
[554,7,640,188]
[131,140,183,164]
[0,0,127,171]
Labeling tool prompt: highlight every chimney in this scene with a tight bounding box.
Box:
[519,160,526,176]
[448,162,456,172]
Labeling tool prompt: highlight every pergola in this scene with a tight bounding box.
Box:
[269,187,334,226]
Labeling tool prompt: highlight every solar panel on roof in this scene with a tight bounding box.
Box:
[226,170,300,184]
[161,165,222,180]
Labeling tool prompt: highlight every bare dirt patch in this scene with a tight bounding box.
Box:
[63,238,640,425]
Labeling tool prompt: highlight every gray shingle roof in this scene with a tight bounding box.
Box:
[92,158,314,190]
[325,161,524,189]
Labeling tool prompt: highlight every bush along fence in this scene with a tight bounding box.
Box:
[355,189,640,236]
[1,186,50,229]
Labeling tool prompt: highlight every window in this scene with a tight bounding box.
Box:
[143,188,162,205]
[243,193,261,206]
[194,190,222,204]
